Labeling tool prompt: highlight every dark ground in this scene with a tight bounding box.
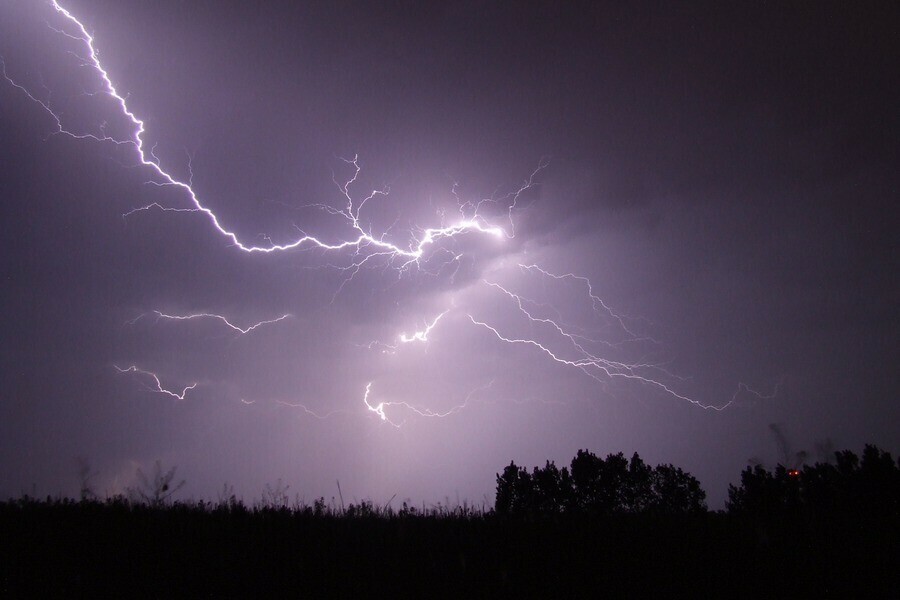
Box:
[1,498,897,598]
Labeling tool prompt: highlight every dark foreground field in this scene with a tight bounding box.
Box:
[1,498,897,598]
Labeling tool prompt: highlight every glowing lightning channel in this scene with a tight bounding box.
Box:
[358,310,450,353]
[362,381,495,427]
[481,280,666,371]
[465,313,727,409]
[518,264,657,343]
[3,1,530,273]
[114,365,197,400]
[129,310,292,335]
[362,382,397,427]
[398,310,449,344]
[468,272,773,411]
[273,400,351,420]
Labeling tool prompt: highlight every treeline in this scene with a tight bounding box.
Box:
[495,450,706,516]
[7,444,900,518]
[496,444,900,519]
[727,444,899,517]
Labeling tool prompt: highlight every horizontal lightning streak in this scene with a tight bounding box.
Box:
[273,400,351,420]
[129,310,291,335]
[363,381,495,427]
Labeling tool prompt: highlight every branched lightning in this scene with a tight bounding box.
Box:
[2,2,778,420]
[518,264,657,344]
[114,365,197,400]
[468,271,774,410]
[0,1,550,410]
[3,0,530,274]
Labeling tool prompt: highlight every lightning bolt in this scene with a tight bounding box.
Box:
[398,310,449,344]
[273,400,352,420]
[358,309,450,353]
[362,382,396,426]
[128,310,291,335]
[2,2,777,419]
[114,365,197,400]
[363,381,495,427]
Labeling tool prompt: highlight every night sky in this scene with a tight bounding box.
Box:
[0,0,897,509]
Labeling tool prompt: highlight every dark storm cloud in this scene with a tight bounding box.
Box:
[0,0,897,508]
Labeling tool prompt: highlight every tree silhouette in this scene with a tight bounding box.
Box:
[495,462,535,514]
[531,460,574,514]
[571,450,629,514]
[648,463,707,515]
